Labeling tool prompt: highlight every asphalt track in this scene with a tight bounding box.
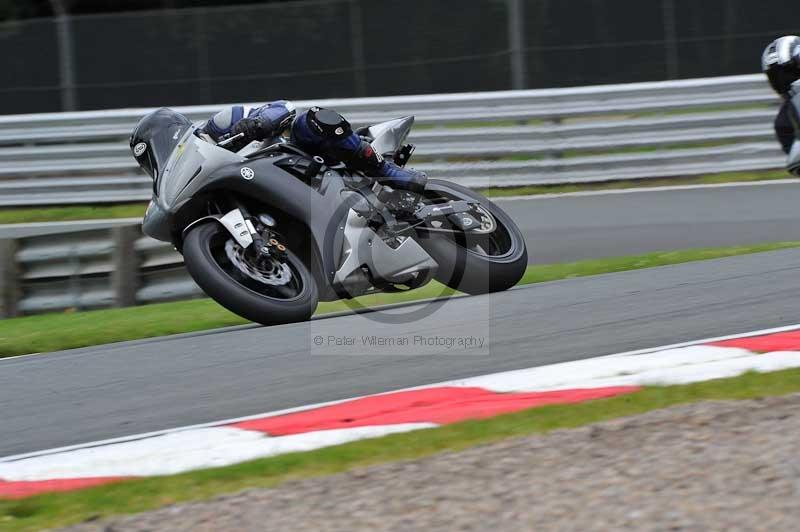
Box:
[3,181,800,265]
[3,247,800,456]
[500,181,800,264]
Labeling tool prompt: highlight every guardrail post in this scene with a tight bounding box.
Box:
[0,239,20,318]
[111,226,140,308]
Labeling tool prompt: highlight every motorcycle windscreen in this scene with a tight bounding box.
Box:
[134,112,193,180]
[156,130,243,207]
[367,116,414,155]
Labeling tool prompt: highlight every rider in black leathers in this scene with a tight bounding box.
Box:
[763,36,800,159]
[198,100,427,193]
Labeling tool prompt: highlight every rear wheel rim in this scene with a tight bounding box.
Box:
[422,193,517,259]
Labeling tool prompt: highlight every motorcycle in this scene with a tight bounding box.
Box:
[140,114,528,325]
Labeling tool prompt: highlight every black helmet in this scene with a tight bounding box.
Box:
[129,108,193,179]
[762,36,800,95]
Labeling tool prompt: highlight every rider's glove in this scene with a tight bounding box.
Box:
[231,117,267,142]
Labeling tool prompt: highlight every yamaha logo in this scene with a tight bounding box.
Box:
[240,167,255,180]
[133,142,147,157]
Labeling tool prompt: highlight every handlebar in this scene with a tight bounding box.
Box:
[217,132,245,148]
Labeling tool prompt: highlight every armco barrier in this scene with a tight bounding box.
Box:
[0,225,202,317]
[0,74,787,206]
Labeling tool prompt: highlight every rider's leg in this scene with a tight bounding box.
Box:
[290,107,427,194]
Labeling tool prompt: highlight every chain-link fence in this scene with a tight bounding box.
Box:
[0,0,794,114]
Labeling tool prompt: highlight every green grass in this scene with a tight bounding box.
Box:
[2,367,800,532]
[0,284,456,358]
[479,169,792,198]
[2,240,800,358]
[0,204,148,224]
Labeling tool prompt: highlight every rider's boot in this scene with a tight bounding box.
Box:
[369,159,427,194]
[367,159,427,217]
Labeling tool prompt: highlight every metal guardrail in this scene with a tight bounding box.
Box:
[0,73,787,206]
[0,225,202,317]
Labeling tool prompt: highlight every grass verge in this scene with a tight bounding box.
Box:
[0,170,791,224]
[0,204,147,225]
[479,169,791,198]
[2,240,800,358]
[2,367,800,531]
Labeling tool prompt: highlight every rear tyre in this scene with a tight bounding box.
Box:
[415,180,527,295]
[182,222,318,325]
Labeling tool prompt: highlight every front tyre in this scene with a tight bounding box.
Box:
[416,179,527,295]
[182,222,318,326]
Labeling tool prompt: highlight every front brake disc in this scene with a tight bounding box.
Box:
[225,239,293,286]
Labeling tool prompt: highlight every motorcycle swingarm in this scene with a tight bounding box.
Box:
[414,200,475,220]
[413,200,482,231]
[182,209,256,248]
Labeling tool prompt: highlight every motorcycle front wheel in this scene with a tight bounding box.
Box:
[415,179,528,295]
[182,221,318,326]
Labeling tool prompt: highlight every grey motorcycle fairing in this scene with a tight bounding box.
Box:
[141,120,436,301]
[334,210,438,294]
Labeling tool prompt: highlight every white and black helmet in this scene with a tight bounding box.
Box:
[762,35,800,95]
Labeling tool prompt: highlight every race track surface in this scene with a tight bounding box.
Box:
[3,248,800,456]
[500,181,800,263]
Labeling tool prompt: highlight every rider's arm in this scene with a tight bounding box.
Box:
[201,105,246,142]
[201,101,296,148]
[775,100,795,154]
[246,100,296,136]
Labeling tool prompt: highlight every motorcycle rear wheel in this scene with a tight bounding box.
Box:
[415,179,528,295]
[183,221,318,326]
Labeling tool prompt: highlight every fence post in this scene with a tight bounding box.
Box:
[50,0,78,111]
[349,0,368,96]
[507,0,527,90]
[193,7,213,104]
[111,226,140,308]
[0,239,20,318]
[662,0,679,79]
